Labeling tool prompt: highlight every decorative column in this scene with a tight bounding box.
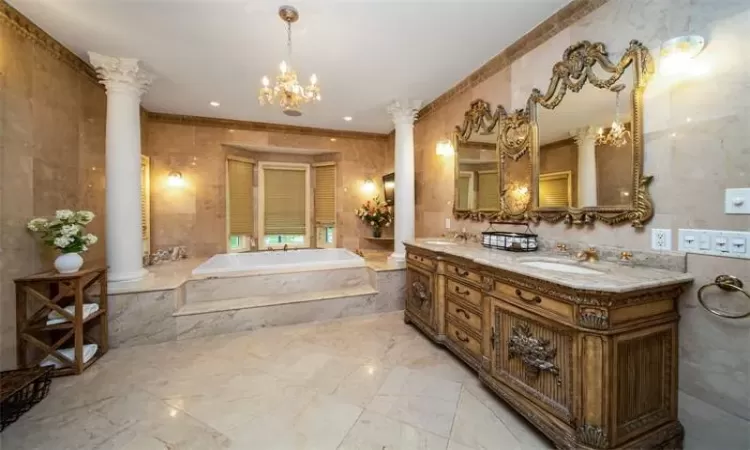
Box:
[89,52,153,282]
[572,126,598,208]
[387,99,422,265]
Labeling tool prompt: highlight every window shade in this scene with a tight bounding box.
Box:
[140,155,150,255]
[477,172,499,210]
[314,165,336,225]
[228,159,254,235]
[457,174,471,210]
[539,173,571,208]
[264,167,307,235]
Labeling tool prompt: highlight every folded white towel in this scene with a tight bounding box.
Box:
[40,343,98,369]
[46,303,100,326]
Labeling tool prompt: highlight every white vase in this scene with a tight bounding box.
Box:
[54,253,83,274]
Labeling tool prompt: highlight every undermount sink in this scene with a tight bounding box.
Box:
[423,240,457,246]
[520,260,604,275]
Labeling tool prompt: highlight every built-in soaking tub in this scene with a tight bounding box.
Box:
[191,248,365,277]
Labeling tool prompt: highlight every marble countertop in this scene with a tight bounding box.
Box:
[405,239,694,293]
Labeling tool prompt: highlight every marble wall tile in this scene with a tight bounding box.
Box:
[107,289,180,348]
[411,0,750,430]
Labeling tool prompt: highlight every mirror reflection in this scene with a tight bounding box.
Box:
[501,151,531,217]
[456,135,499,211]
[536,65,634,209]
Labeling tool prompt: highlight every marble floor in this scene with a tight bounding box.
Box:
[1,312,554,450]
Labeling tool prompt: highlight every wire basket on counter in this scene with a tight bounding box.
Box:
[481,221,538,252]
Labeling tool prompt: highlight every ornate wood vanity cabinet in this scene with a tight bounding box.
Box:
[404,244,690,450]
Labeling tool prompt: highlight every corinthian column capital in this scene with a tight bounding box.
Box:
[570,126,598,145]
[88,52,154,96]
[388,99,422,126]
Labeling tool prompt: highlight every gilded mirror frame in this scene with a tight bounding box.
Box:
[527,40,655,228]
[452,99,505,221]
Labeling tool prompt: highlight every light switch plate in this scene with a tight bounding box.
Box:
[678,228,750,259]
[651,228,672,250]
[725,188,750,214]
[444,218,451,229]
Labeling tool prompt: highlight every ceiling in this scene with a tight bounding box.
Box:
[9,0,570,133]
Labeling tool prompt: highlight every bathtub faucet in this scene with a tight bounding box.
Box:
[283,244,288,252]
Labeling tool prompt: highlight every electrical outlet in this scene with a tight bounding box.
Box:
[651,228,672,250]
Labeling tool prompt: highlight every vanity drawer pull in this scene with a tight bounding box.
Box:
[515,288,542,304]
[454,286,471,296]
[453,267,470,277]
[454,330,470,343]
[455,308,471,320]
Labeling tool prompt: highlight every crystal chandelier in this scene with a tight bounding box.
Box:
[258,6,320,117]
[596,84,631,147]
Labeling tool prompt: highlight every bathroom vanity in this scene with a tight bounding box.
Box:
[404,241,692,450]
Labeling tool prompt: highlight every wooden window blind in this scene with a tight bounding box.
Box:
[457,174,471,210]
[228,159,254,235]
[140,155,150,255]
[314,165,336,225]
[477,171,499,210]
[539,172,571,208]
[264,167,307,235]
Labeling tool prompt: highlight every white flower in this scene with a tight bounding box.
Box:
[55,210,75,220]
[83,233,98,245]
[61,224,80,236]
[27,218,48,232]
[54,236,72,248]
[76,210,95,224]
[81,245,88,252]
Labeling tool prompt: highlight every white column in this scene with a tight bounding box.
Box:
[572,126,598,207]
[387,99,422,266]
[89,52,153,282]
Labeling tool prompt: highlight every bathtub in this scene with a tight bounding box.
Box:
[191,248,365,277]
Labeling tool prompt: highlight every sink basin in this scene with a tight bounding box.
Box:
[423,240,456,246]
[520,261,604,275]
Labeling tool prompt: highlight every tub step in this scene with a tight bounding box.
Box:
[172,286,388,341]
[173,285,379,317]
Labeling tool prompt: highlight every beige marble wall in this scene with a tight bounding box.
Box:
[413,0,750,436]
[144,120,391,255]
[0,13,107,369]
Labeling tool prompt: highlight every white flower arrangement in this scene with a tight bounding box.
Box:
[27,210,98,254]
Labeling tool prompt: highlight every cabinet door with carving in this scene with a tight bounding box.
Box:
[490,299,575,423]
[405,265,435,331]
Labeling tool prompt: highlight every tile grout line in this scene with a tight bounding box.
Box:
[445,385,465,449]
[335,408,365,450]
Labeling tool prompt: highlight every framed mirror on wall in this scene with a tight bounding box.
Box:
[526,40,655,228]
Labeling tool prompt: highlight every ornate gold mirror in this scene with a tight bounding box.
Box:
[528,40,654,227]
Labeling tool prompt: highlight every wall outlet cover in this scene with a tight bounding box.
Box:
[651,228,672,250]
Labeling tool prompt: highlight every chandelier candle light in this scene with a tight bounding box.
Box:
[595,83,631,148]
[259,6,321,116]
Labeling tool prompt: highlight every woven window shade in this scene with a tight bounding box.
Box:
[457,174,471,210]
[140,156,150,246]
[314,165,336,225]
[228,159,254,235]
[477,172,499,210]
[539,173,571,208]
[264,168,307,235]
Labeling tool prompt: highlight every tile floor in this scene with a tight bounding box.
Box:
[2,312,553,450]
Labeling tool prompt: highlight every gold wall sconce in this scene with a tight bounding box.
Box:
[167,170,185,188]
[435,138,455,156]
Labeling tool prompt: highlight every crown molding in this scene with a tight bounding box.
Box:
[0,0,99,84]
[146,112,390,141]
[417,0,609,122]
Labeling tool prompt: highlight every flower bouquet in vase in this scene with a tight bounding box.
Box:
[355,197,393,238]
[27,210,98,274]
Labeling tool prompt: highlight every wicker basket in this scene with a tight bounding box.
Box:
[481,221,538,252]
[0,367,52,431]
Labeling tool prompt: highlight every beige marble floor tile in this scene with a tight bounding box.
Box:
[449,388,522,450]
[338,410,449,450]
[446,440,476,450]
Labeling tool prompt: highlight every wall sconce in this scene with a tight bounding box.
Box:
[436,138,455,156]
[660,35,706,76]
[361,178,376,194]
[167,170,185,188]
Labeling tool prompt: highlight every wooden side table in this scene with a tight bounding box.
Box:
[15,266,108,376]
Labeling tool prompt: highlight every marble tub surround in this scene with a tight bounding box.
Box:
[406,238,693,293]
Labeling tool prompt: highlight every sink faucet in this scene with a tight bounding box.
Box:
[575,247,599,262]
[283,244,288,252]
[448,228,472,242]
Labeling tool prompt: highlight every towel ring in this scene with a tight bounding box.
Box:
[697,275,750,319]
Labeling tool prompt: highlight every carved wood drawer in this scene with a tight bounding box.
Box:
[445,263,482,285]
[446,320,481,362]
[407,252,436,271]
[446,278,482,309]
[446,298,482,334]
[489,280,574,323]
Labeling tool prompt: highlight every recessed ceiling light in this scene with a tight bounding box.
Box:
[343,116,352,122]
[210,101,220,107]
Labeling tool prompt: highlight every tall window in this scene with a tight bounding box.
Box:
[314,163,336,248]
[227,158,254,252]
[476,170,499,210]
[259,163,310,249]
